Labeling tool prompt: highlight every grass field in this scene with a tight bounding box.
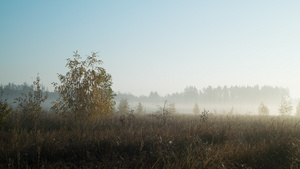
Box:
[1,112,300,168]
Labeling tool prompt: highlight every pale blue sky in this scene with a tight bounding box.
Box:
[1,1,300,97]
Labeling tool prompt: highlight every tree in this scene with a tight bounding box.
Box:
[193,103,200,114]
[149,91,160,102]
[118,98,130,114]
[279,96,293,116]
[0,90,12,123]
[136,102,146,114]
[0,100,11,123]
[52,51,115,119]
[258,102,269,116]
[15,75,48,129]
[183,86,198,102]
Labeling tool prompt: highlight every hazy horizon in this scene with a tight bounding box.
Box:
[1,1,300,98]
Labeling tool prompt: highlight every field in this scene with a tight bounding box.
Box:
[1,112,300,168]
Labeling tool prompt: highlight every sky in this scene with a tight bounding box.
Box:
[1,1,300,98]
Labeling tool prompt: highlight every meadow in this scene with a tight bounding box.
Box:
[1,112,300,169]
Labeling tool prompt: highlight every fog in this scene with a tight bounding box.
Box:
[2,2,300,168]
[1,83,298,116]
[115,85,297,115]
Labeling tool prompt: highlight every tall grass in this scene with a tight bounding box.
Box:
[1,112,300,168]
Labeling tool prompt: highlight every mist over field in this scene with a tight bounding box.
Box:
[1,1,300,168]
[1,83,298,116]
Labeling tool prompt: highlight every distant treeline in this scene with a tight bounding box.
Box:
[0,83,290,109]
[115,85,290,106]
[0,83,58,107]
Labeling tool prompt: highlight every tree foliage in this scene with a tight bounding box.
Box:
[15,75,48,117]
[15,75,48,129]
[0,91,12,123]
[115,85,288,106]
[118,99,130,114]
[193,103,200,114]
[52,51,115,119]
[279,96,293,116]
[136,102,146,114]
[258,102,269,116]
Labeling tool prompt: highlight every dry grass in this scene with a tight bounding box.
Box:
[1,112,300,168]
